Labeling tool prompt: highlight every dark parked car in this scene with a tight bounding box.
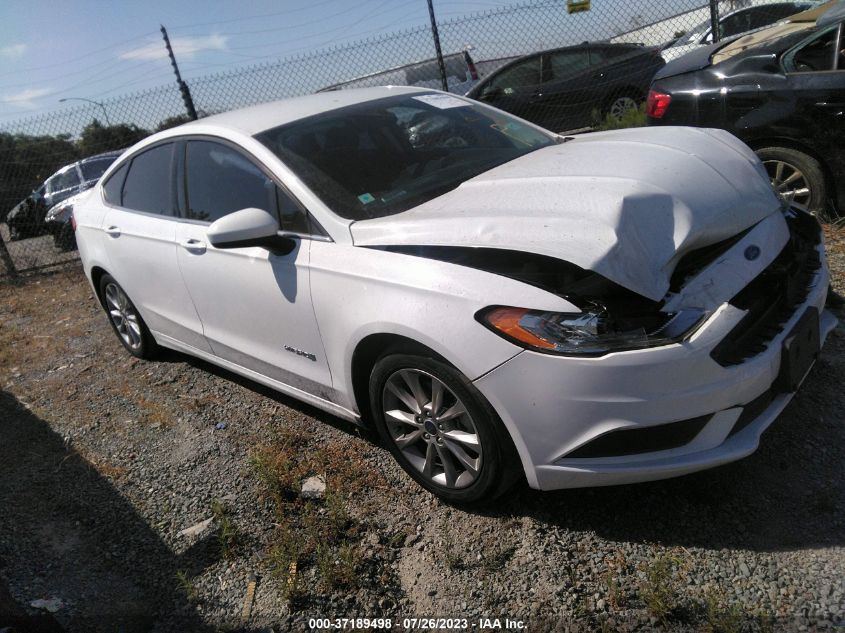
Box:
[647,2,845,220]
[6,150,121,241]
[465,42,666,132]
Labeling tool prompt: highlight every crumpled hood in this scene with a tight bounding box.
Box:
[350,126,780,301]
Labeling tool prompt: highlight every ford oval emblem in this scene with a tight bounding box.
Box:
[744,245,761,261]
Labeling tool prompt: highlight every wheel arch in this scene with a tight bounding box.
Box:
[350,333,451,425]
[90,265,109,308]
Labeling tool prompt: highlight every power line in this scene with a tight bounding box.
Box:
[0,31,158,79]
[168,0,346,30]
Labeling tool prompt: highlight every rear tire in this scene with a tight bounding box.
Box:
[369,352,521,504]
[98,274,158,359]
[756,147,834,222]
[605,93,641,121]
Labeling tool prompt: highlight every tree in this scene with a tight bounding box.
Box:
[0,132,78,220]
[155,114,193,132]
[77,119,150,158]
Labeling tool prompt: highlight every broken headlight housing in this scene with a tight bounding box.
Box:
[477,305,706,356]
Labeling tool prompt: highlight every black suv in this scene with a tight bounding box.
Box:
[466,42,665,132]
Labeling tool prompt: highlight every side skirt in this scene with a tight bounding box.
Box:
[153,332,363,426]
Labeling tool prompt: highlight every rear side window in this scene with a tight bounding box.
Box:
[121,144,175,215]
[102,162,128,206]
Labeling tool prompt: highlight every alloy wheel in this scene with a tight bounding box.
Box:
[609,96,638,120]
[382,368,482,489]
[764,159,812,212]
[104,282,142,351]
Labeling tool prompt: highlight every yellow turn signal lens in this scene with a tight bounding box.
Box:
[483,307,556,350]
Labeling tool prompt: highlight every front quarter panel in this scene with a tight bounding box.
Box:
[309,241,578,412]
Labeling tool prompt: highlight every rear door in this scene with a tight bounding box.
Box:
[100,142,211,352]
[175,138,332,393]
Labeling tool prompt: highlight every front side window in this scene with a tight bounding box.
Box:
[785,26,842,72]
[488,57,542,91]
[185,140,307,232]
[121,143,174,215]
[255,93,556,221]
[52,168,81,193]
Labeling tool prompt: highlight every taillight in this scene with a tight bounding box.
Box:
[464,51,479,81]
[70,213,77,232]
[646,89,672,118]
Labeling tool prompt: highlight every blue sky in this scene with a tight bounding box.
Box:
[0,0,696,125]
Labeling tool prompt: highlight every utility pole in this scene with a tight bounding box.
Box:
[161,25,198,120]
[709,0,720,43]
[426,0,449,92]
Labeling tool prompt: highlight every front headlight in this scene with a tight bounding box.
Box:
[477,305,706,356]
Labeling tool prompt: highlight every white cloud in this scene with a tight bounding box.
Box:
[120,34,228,61]
[0,87,51,109]
[0,43,27,58]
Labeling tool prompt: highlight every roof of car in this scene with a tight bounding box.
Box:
[178,85,428,136]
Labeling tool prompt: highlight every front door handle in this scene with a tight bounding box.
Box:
[105,226,120,237]
[180,238,206,253]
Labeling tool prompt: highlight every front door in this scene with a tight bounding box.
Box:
[174,138,333,394]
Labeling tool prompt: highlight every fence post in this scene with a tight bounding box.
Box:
[709,0,720,43]
[0,231,18,280]
[426,0,449,92]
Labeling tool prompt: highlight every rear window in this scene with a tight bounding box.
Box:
[80,156,118,182]
[102,162,128,206]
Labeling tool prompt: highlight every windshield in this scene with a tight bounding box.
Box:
[255,93,556,220]
[80,156,118,182]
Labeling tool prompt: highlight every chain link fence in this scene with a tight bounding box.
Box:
[3,0,786,279]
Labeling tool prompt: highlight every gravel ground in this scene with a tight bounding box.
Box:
[1,224,844,633]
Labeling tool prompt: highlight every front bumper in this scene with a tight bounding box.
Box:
[474,213,838,490]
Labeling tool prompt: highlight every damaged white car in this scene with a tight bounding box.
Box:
[74,87,837,503]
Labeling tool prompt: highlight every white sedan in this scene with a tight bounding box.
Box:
[74,86,837,503]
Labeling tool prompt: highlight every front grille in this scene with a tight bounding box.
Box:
[710,212,821,367]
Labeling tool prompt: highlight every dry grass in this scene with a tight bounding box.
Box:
[250,427,382,604]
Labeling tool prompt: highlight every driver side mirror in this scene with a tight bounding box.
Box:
[207,207,296,255]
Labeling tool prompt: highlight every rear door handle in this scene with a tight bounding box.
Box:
[105,226,120,237]
[180,238,206,253]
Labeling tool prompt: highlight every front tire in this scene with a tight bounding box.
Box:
[98,274,158,359]
[369,353,520,504]
[756,147,833,221]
